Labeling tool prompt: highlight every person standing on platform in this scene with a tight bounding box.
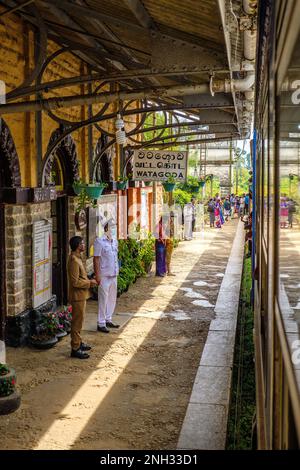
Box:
[191,197,197,233]
[93,220,120,333]
[67,236,98,359]
[155,216,167,277]
[166,212,176,276]
[184,200,193,240]
[207,198,215,227]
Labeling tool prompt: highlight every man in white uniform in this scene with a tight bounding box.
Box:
[183,201,193,240]
[93,220,119,333]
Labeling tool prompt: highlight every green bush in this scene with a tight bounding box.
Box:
[173,188,191,207]
[117,234,155,296]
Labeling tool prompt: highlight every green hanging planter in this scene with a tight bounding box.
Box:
[72,183,106,198]
[162,182,176,192]
[117,181,127,190]
[199,181,205,188]
[190,185,200,193]
[144,181,152,186]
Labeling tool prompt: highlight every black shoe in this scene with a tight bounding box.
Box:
[106,321,120,329]
[97,326,110,333]
[71,349,90,359]
[80,342,92,351]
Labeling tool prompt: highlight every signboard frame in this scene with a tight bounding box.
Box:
[32,219,52,309]
[133,149,188,182]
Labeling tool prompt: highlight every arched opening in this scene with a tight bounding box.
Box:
[94,134,114,183]
[0,119,21,341]
[43,124,79,190]
[44,125,80,306]
[0,118,21,188]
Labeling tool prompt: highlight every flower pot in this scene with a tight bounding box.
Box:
[144,181,152,186]
[162,183,175,192]
[29,335,58,350]
[0,367,17,398]
[72,183,85,195]
[199,181,205,188]
[56,330,68,341]
[190,185,200,193]
[72,183,106,198]
[85,184,106,199]
[117,181,127,190]
[0,391,21,415]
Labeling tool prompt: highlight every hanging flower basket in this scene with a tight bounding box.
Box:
[72,182,106,198]
[199,181,205,188]
[144,181,152,186]
[117,181,127,190]
[162,182,175,192]
[190,185,200,193]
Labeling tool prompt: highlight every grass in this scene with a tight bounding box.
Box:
[226,255,256,449]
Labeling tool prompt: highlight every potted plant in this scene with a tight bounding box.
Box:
[162,175,176,192]
[188,176,201,193]
[0,363,21,415]
[144,181,152,187]
[29,313,59,349]
[72,180,107,199]
[139,233,155,273]
[57,306,72,335]
[199,177,206,188]
[116,175,129,190]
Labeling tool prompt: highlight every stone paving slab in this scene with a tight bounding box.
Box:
[83,303,132,332]
[178,403,227,450]
[190,366,232,406]
[177,220,245,450]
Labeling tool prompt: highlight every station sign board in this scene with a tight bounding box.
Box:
[132,149,188,182]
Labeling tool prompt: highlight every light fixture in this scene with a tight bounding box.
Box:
[115,113,127,145]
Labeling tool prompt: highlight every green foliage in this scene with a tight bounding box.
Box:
[0,364,9,376]
[173,188,191,207]
[75,188,97,213]
[139,233,155,272]
[226,256,256,449]
[40,313,60,336]
[117,235,155,296]
[0,366,16,397]
[165,174,176,184]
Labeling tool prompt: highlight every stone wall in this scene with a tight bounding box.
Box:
[5,202,51,317]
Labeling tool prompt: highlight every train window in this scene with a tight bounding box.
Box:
[278,29,300,329]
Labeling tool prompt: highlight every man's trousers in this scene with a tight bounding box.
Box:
[98,276,117,327]
[71,300,86,351]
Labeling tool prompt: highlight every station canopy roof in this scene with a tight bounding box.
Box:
[0,0,257,146]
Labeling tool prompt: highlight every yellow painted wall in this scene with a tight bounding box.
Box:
[0,7,141,187]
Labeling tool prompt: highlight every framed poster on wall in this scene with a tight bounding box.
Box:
[32,219,52,308]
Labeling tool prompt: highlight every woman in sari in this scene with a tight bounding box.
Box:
[280,197,288,228]
[215,201,222,228]
[155,217,167,276]
[166,212,176,276]
[219,199,225,225]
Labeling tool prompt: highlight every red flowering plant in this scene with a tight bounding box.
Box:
[31,312,60,341]
[0,363,16,397]
[56,306,72,333]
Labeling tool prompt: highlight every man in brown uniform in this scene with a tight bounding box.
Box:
[67,236,98,359]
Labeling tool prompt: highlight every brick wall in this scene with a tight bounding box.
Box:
[5,202,51,316]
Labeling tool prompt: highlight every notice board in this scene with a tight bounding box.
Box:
[32,219,52,308]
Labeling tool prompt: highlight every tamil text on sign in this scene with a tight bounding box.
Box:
[133,150,187,182]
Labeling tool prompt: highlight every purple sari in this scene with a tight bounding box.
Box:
[155,240,166,276]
